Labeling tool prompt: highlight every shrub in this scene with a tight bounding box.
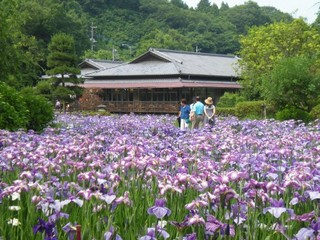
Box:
[235,101,275,119]
[275,107,311,123]
[216,107,236,116]
[0,82,28,131]
[217,92,245,107]
[310,104,320,120]
[20,87,55,132]
[35,80,54,100]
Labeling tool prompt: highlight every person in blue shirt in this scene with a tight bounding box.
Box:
[192,96,205,130]
[178,98,191,130]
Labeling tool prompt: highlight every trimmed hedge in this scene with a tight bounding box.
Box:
[275,107,311,123]
[216,107,236,116]
[235,101,276,119]
[217,92,245,108]
[310,104,320,120]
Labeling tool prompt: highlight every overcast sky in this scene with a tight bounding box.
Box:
[183,0,319,23]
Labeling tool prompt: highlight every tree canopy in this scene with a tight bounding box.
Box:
[261,56,320,112]
[238,19,320,100]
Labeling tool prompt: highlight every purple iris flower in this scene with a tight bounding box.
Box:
[307,191,320,201]
[231,202,247,225]
[311,219,320,234]
[205,214,235,237]
[100,193,116,205]
[33,218,57,240]
[294,217,320,239]
[263,198,294,219]
[48,200,70,222]
[183,233,196,240]
[295,228,316,240]
[147,198,171,219]
[294,211,315,222]
[205,215,223,235]
[139,227,169,240]
[186,213,205,226]
[62,222,77,240]
[104,226,123,240]
[169,219,188,231]
[49,211,69,222]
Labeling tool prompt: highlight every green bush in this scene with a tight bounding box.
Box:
[235,101,275,119]
[217,92,245,107]
[0,82,28,131]
[35,80,54,100]
[275,107,311,123]
[20,87,55,132]
[310,104,320,120]
[216,107,236,116]
[81,110,112,116]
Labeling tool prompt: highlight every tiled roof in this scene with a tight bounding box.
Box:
[86,61,179,77]
[84,49,240,78]
[150,48,240,77]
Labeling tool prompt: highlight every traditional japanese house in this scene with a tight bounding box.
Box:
[79,48,241,113]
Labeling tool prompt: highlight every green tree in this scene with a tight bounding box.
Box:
[313,5,320,29]
[47,33,82,111]
[224,1,272,34]
[171,0,188,9]
[82,49,113,60]
[35,80,55,101]
[210,3,220,16]
[47,33,81,87]
[0,0,43,89]
[260,6,293,23]
[0,2,18,83]
[136,29,193,54]
[262,56,320,112]
[197,0,211,12]
[220,2,229,12]
[238,19,320,100]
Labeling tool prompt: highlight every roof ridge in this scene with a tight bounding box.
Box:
[84,62,128,76]
[79,59,124,69]
[89,59,124,63]
[153,48,237,58]
[150,48,183,64]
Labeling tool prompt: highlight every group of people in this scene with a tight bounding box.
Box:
[178,96,216,130]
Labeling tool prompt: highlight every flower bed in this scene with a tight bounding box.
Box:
[0,114,319,239]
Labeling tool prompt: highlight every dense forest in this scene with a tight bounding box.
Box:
[3,0,315,88]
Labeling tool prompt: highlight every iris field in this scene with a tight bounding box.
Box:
[0,114,320,240]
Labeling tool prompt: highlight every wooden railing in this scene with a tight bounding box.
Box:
[101,101,178,114]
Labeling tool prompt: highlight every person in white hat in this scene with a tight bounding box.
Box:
[204,97,216,126]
